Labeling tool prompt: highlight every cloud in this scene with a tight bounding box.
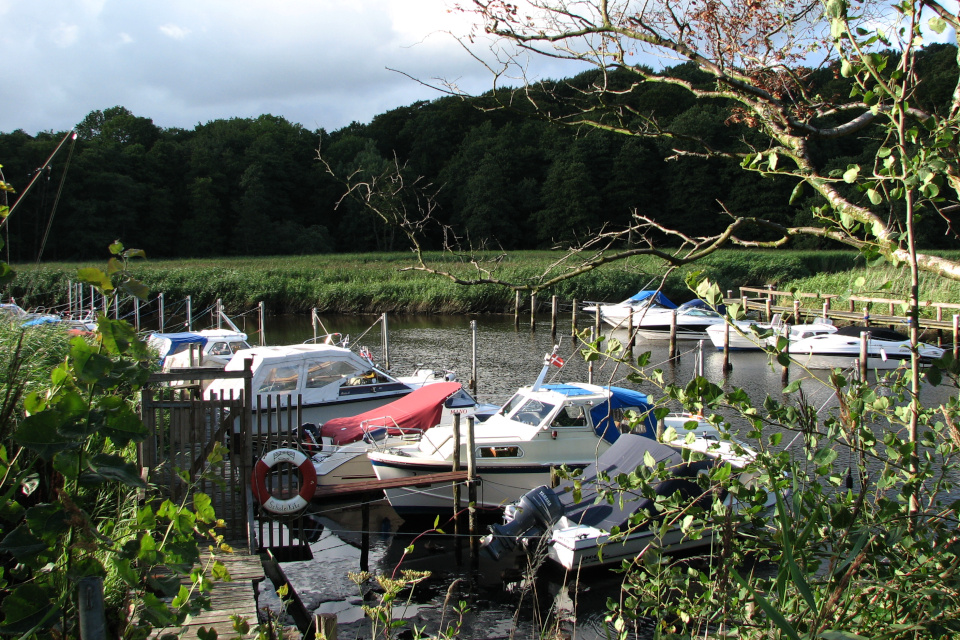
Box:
[0,0,575,134]
[158,23,190,40]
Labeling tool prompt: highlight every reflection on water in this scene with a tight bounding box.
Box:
[258,312,957,639]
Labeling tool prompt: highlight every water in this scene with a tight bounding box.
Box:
[255,312,957,638]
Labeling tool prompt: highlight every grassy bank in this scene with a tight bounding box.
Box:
[4,249,956,315]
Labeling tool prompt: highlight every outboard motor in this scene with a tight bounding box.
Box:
[482,485,565,560]
[295,423,323,453]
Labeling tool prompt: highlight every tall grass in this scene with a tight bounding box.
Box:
[3,250,953,316]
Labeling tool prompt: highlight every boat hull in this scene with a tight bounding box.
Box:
[370,457,581,512]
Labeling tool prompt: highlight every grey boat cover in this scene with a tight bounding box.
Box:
[553,433,709,532]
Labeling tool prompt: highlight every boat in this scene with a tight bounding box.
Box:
[624,300,726,340]
[482,431,772,570]
[204,343,455,431]
[366,352,723,513]
[294,381,496,487]
[705,315,837,351]
[147,329,252,370]
[584,290,677,328]
[788,325,944,370]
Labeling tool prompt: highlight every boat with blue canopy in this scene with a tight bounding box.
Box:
[368,350,721,513]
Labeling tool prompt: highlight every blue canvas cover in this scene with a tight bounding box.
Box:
[677,298,725,314]
[150,332,208,359]
[589,386,658,444]
[626,291,677,309]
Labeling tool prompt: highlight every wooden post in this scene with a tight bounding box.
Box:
[217,298,223,329]
[530,293,537,332]
[186,295,193,331]
[697,340,705,378]
[158,292,165,332]
[452,413,461,533]
[953,315,958,360]
[312,307,318,343]
[822,301,829,323]
[781,324,790,385]
[381,313,390,370]
[317,613,338,640]
[849,299,856,313]
[134,297,140,331]
[936,306,943,347]
[78,576,106,640]
[741,294,748,315]
[113,295,119,320]
[470,320,478,396]
[571,299,578,337]
[722,322,731,373]
[863,306,870,328]
[859,331,870,381]
[588,328,594,384]
[793,299,801,324]
[765,297,772,323]
[669,310,678,360]
[551,295,558,337]
[259,301,266,346]
[360,502,370,572]
[68,280,73,318]
[466,416,477,538]
[626,306,634,355]
[514,291,520,329]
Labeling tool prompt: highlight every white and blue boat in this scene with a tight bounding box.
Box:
[367,352,721,512]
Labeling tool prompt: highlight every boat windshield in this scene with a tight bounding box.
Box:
[499,393,526,416]
[511,398,557,426]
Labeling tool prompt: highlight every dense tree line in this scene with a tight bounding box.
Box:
[0,44,955,262]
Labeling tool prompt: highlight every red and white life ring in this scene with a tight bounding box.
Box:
[250,448,317,514]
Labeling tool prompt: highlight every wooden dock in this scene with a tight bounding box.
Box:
[149,551,265,639]
[313,470,470,500]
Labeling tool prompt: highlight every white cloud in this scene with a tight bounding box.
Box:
[158,23,190,40]
[51,22,80,47]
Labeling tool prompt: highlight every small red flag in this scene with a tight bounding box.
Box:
[549,353,564,368]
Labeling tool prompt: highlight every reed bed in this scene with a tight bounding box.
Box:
[4,250,953,316]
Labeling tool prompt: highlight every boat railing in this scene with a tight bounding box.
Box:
[302,332,349,348]
[361,418,424,452]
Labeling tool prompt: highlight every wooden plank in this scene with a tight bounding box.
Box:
[149,552,264,639]
[312,470,469,500]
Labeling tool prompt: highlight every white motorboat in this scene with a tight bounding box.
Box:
[366,353,723,513]
[147,329,252,370]
[625,300,726,340]
[205,343,454,431]
[584,290,676,328]
[483,431,773,571]
[705,316,837,351]
[293,381,495,487]
[788,325,944,370]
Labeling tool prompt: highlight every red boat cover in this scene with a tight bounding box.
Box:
[320,381,463,446]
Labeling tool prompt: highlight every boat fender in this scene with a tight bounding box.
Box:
[250,448,317,514]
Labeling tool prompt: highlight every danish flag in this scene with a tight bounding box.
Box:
[358,346,373,361]
[549,353,565,368]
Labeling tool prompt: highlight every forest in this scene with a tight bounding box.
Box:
[0,44,956,262]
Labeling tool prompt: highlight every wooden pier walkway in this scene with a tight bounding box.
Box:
[149,551,265,639]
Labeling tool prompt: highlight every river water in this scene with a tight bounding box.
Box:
[251,312,955,639]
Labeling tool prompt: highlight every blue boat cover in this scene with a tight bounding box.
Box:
[626,291,677,309]
[150,332,208,359]
[677,298,725,314]
[542,384,657,444]
[22,316,62,326]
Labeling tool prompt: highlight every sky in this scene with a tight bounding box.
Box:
[1,1,956,137]
[0,0,519,135]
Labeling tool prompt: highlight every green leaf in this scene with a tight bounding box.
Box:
[67,556,106,579]
[194,493,216,524]
[0,524,49,561]
[77,267,114,292]
[13,411,79,459]
[866,188,882,205]
[139,532,159,564]
[928,16,946,34]
[789,181,804,205]
[0,584,59,633]
[842,165,860,183]
[137,505,157,530]
[782,379,802,394]
[212,560,232,581]
[113,557,140,587]
[108,241,124,255]
[643,450,656,468]
[25,503,72,540]
[88,453,147,488]
[98,317,140,356]
[120,279,150,300]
